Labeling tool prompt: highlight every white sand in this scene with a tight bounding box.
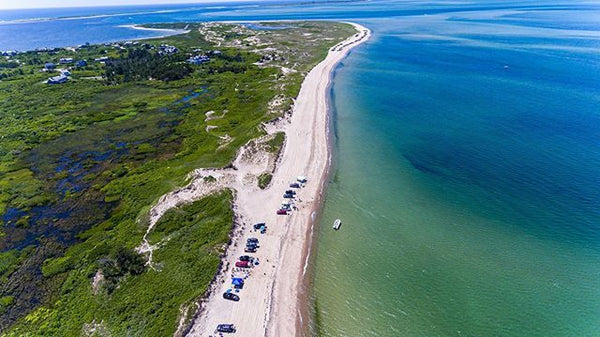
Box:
[144,22,370,337]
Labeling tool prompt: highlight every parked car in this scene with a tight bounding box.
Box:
[216,324,236,333]
[289,183,300,188]
[277,209,288,215]
[244,246,257,253]
[247,238,259,244]
[239,255,252,262]
[283,193,294,199]
[285,190,296,195]
[235,260,250,268]
[253,222,266,230]
[223,292,240,301]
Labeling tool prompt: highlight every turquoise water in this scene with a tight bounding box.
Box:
[2,1,600,336]
[312,6,600,337]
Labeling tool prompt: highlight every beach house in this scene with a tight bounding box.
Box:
[158,44,178,55]
[187,55,210,65]
[47,74,68,84]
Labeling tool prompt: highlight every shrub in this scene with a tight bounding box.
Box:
[257,173,272,189]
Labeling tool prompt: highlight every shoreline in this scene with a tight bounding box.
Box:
[269,23,370,337]
[295,55,344,335]
[293,32,357,336]
[144,21,371,337]
[264,22,370,337]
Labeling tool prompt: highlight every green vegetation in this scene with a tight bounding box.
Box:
[0,21,356,335]
[267,131,285,154]
[258,173,273,189]
[105,48,192,83]
[98,246,147,294]
[258,132,284,189]
[5,192,233,336]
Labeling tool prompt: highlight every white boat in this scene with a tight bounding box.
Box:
[333,219,342,230]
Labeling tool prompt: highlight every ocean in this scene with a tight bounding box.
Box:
[1,1,599,336]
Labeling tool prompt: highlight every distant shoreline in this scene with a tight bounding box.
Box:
[0,24,188,52]
[0,8,187,25]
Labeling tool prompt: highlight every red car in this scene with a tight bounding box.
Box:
[235,261,250,268]
[276,209,287,215]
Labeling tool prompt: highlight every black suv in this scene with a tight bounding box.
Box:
[223,292,240,301]
[216,324,236,333]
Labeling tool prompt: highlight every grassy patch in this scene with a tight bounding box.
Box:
[267,132,285,154]
[6,191,233,337]
[258,173,273,189]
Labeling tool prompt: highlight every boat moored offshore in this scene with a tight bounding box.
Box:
[333,219,342,230]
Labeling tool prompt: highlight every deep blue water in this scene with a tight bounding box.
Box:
[1,1,600,335]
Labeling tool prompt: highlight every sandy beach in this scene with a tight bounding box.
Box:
[144,22,370,337]
[120,24,190,38]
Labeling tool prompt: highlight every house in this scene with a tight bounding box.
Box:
[187,55,210,65]
[47,74,68,84]
[59,57,73,64]
[158,44,178,55]
[44,62,56,70]
[59,69,71,76]
[76,43,90,50]
[94,56,110,62]
[75,60,87,67]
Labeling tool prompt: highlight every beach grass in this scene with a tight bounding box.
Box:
[258,173,273,189]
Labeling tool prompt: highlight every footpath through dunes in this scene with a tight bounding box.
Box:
[141,23,370,337]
